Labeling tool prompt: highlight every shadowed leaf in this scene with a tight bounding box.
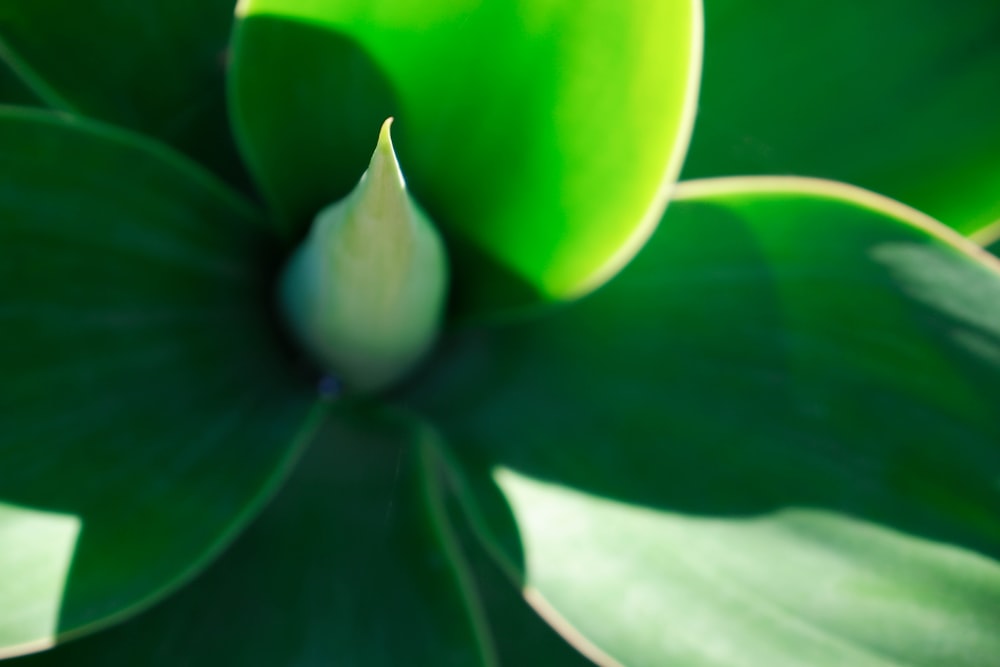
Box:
[0,110,317,656]
[407,178,1000,666]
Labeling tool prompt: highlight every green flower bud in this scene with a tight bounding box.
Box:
[278,118,448,394]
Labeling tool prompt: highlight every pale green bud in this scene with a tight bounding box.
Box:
[278,118,448,393]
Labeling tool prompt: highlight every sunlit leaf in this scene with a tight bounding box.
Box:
[230,0,701,314]
[407,177,1000,666]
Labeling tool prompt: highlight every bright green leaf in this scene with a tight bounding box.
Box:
[406,178,1000,666]
[0,1,251,190]
[8,409,490,666]
[230,0,702,314]
[0,109,318,657]
[683,1,1000,236]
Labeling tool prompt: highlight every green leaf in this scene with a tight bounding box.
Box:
[0,110,318,657]
[8,409,491,666]
[0,56,38,107]
[682,1,1000,237]
[405,178,1000,666]
[230,0,702,314]
[0,1,251,190]
[429,451,598,666]
[973,220,1000,257]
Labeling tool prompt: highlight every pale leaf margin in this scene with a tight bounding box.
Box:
[566,0,704,300]
[419,175,1000,667]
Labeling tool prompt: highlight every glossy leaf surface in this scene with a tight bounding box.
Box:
[230,0,701,313]
[10,410,489,666]
[0,1,250,188]
[683,0,1000,236]
[0,110,317,657]
[407,178,1000,666]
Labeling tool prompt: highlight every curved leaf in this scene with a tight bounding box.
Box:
[971,219,1000,257]
[0,110,317,657]
[683,1,1000,236]
[0,1,250,189]
[9,409,490,667]
[405,178,1000,666]
[230,0,702,314]
[430,451,599,667]
[0,57,37,107]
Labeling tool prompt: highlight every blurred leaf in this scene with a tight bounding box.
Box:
[9,409,490,666]
[972,221,1000,257]
[0,56,37,107]
[230,0,701,315]
[683,0,1000,236]
[427,448,597,666]
[0,1,251,190]
[0,110,317,657]
[405,178,1000,666]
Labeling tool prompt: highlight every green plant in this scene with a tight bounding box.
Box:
[2,1,1000,665]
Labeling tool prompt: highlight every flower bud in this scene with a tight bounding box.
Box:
[278,118,447,393]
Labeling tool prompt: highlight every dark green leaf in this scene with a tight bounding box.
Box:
[429,449,598,666]
[683,1,1000,236]
[0,110,316,657]
[975,221,1000,257]
[230,0,701,314]
[0,1,251,190]
[0,55,38,107]
[406,178,1000,666]
[9,409,490,666]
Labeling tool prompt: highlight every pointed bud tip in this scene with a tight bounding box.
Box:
[364,117,405,198]
[379,117,394,143]
[372,117,396,167]
[278,115,448,394]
